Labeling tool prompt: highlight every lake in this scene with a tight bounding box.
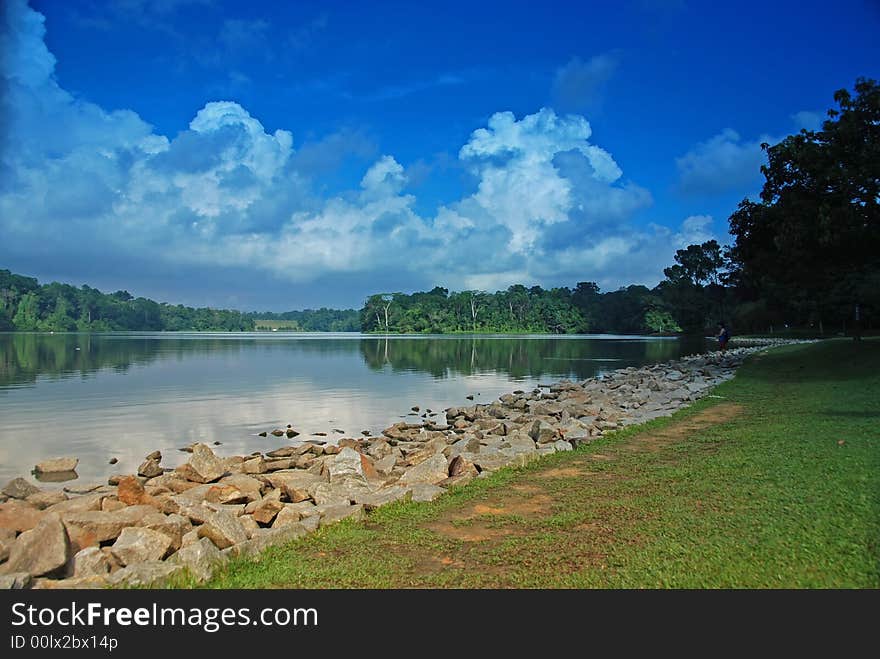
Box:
[0,332,708,485]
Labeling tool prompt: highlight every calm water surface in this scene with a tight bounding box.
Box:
[0,332,707,484]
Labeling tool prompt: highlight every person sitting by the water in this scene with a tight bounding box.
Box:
[717,322,730,352]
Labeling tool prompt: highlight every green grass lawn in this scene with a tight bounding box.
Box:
[187,339,879,589]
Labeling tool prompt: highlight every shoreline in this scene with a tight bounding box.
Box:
[0,338,812,589]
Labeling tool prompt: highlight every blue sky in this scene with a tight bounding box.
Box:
[1,0,877,310]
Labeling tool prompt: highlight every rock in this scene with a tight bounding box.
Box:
[552,439,574,452]
[34,457,79,474]
[355,486,413,511]
[140,513,191,551]
[448,455,479,478]
[271,506,305,529]
[61,505,156,546]
[218,474,264,500]
[232,514,255,538]
[271,429,284,437]
[203,484,250,505]
[33,575,109,589]
[26,491,68,509]
[503,432,537,454]
[170,537,225,582]
[310,480,372,506]
[317,503,365,527]
[0,572,33,589]
[286,429,300,438]
[528,420,558,444]
[107,561,183,587]
[111,527,174,566]
[71,546,117,578]
[251,492,285,525]
[108,458,118,465]
[101,498,127,512]
[180,529,200,549]
[258,431,268,437]
[117,476,151,506]
[242,456,267,474]
[231,523,310,558]
[197,510,247,549]
[3,513,69,577]
[263,471,323,503]
[372,455,397,476]
[2,477,40,500]
[138,458,164,478]
[144,450,161,461]
[399,453,449,486]
[0,500,45,533]
[327,447,367,483]
[409,483,445,502]
[175,443,225,483]
[44,493,106,515]
[0,535,11,563]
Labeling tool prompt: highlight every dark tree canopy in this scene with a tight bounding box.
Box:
[728,78,879,334]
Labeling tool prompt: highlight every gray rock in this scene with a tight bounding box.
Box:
[218,474,264,500]
[399,453,449,486]
[107,561,184,587]
[504,432,538,454]
[0,572,33,589]
[170,537,225,582]
[2,477,41,500]
[310,479,373,506]
[552,439,574,452]
[4,513,69,577]
[138,458,164,478]
[111,527,173,566]
[354,486,413,510]
[317,503,365,527]
[72,546,116,578]
[409,483,445,502]
[34,457,79,474]
[197,510,247,549]
[175,443,225,483]
[528,420,558,444]
[327,447,368,483]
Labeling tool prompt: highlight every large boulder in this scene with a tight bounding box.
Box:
[409,483,446,502]
[138,458,164,478]
[34,457,78,474]
[175,444,225,483]
[354,486,412,511]
[327,447,368,483]
[251,491,284,525]
[399,453,449,486]
[3,513,69,577]
[117,476,153,506]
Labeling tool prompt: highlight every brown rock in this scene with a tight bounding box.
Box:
[34,457,79,474]
[399,454,449,486]
[448,455,478,478]
[117,476,149,506]
[44,493,106,515]
[25,490,68,510]
[61,505,156,547]
[242,456,266,474]
[139,512,191,551]
[251,492,284,525]
[0,500,45,533]
[203,485,249,505]
[138,458,164,478]
[101,498,127,512]
[263,471,323,503]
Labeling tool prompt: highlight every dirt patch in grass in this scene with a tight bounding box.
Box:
[418,403,744,578]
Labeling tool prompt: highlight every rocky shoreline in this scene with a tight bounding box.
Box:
[0,339,809,589]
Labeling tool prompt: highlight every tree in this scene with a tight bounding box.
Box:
[728,78,879,338]
[658,240,727,333]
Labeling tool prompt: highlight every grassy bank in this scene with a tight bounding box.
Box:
[190,339,879,588]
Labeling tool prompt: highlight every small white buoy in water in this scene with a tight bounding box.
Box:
[75,347,81,350]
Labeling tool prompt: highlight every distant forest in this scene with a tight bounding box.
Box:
[2,79,876,337]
